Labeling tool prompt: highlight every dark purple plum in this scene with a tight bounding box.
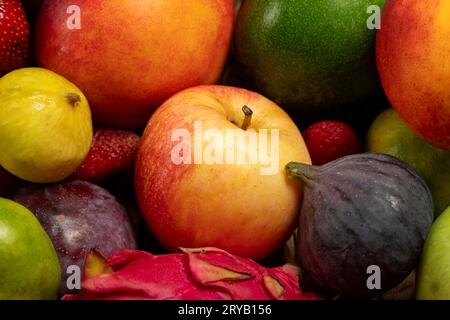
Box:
[14,180,137,296]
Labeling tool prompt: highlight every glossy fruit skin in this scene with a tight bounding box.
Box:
[136,85,311,261]
[0,68,93,183]
[303,121,360,165]
[14,180,137,296]
[63,247,322,300]
[0,0,31,75]
[35,0,234,128]
[367,108,450,216]
[0,198,60,300]
[287,153,433,297]
[235,0,385,113]
[72,128,140,183]
[376,0,450,150]
[416,206,450,300]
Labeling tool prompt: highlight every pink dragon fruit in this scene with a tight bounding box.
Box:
[62,247,322,300]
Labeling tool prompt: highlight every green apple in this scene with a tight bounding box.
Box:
[416,206,450,300]
[367,108,450,216]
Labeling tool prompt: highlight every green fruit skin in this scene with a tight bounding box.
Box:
[367,108,450,216]
[0,198,60,300]
[235,0,385,112]
[416,206,450,300]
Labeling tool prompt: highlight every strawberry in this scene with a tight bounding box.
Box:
[73,128,140,183]
[0,0,31,75]
[303,120,360,165]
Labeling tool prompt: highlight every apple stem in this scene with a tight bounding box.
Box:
[65,93,81,107]
[241,105,253,130]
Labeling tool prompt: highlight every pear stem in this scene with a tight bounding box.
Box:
[65,92,81,107]
[285,162,315,185]
[241,105,253,130]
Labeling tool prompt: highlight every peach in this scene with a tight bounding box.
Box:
[376,0,450,150]
[35,0,234,128]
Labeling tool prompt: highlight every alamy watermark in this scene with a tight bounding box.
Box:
[64,263,382,292]
[170,107,280,176]
[366,265,381,290]
[367,5,382,30]
[67,5,81,30]
[60,4,382,31]
[66,265,81,290]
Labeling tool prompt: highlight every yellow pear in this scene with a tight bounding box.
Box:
[0,68,92,183]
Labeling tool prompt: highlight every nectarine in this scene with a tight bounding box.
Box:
[35,0,234,128]
[377,0,450,150]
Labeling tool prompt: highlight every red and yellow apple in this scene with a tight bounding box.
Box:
[35,0,234,128]
[135,85,311,260]
[376,0,450,150]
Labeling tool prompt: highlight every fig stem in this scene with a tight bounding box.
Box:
[241,105,253,130]
[65,92,81,107]
[285,162,315,184]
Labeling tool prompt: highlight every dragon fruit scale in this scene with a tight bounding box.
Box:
[62,247,322,300]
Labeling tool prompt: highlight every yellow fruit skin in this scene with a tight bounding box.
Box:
[0,68,92,183]
[416,207,450,300]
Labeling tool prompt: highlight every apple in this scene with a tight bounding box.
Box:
[135,85,311,260]
[376,0,450,150]
[416,206,450,299]
[35,0,234,128]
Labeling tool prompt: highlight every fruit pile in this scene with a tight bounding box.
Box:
[0,0,448,300]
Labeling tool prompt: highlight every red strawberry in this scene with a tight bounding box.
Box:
[0,0,31,75]
[303,120,360,165]
[73,128,140,183]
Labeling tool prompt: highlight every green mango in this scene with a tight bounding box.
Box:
[235,0,385,113]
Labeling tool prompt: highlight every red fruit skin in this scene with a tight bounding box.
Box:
[0,0,31,75]
[62,247,323,300]
[34,0,234,128]
[72,128,140,183]
[303,121,360,165]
